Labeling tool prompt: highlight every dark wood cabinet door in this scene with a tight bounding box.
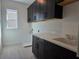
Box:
[46,0,55,19]
[59,47,76,59]
[55,4,63,19]
[32,2,37,21]
[38,39,45,59]
[44,40,61,59]
[44,40,76,59]
[27,6,31,22]
[32,36,39,57]
[27,2,37,22]
[32,36,45,59]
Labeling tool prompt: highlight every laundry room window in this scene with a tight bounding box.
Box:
[6,9,18,29]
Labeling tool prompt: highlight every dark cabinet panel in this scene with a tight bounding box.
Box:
[44,40,77,59]
[59,47,76,59]
[32,36,39,57]
[55,4,63,18]
[32,36,77,59]
[28,0,63,22]
[44,40,62,59]
[38,39,45,59]
[27,2,37,22]
[32,36,45,59]
[27,6,31,22]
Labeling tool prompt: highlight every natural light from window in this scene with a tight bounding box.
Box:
[6,9,18,29]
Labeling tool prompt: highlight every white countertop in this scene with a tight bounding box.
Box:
[33,32,77,53]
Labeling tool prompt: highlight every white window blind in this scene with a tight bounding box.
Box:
[6,9,18,29]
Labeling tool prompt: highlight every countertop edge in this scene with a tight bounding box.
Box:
[33,33,77,53]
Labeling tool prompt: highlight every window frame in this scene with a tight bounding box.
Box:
[6,9,18,29]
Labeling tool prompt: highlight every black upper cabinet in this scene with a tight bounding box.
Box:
[27,0,63,22]
[27,2,35,22]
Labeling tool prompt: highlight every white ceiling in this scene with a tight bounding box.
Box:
[13,0,35,4]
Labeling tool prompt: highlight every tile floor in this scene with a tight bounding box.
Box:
[0,45,37,59]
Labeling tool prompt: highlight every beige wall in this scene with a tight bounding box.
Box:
[32,20,63,34]
[63,1,79,40]
[0,0,2,53]
[2,0,32,46]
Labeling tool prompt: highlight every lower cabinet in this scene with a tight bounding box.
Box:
[44,40,76,59]
[38,39,44,59]
[44,40,61,59]
[32,36,39,57]
[32,35,78,59]
[32,36,44,59]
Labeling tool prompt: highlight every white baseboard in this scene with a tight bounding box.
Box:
[23,43,32,47]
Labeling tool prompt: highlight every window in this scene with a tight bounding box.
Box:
[6,9,18,29]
